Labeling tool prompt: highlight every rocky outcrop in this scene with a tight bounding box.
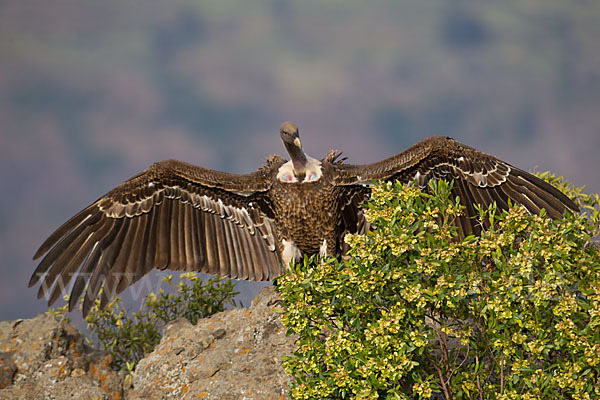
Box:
[0,286,295,400]
[129,285,294,399]
[0,314,124,399]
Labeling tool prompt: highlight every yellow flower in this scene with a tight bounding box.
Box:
[412,381,433,399]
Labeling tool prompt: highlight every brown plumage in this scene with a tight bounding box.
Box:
[31,122,578,315]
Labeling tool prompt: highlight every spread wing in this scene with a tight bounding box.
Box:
[31,158,284,316]
[333,136,578,238]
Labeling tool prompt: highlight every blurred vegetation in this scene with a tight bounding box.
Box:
[48,274,237,374]
[279,177,600,399]
[5,0,600,149]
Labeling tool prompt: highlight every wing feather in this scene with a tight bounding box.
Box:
[237,222,254,281]
[172,200,185,269]
[46,217,114,305]
[76,241,104,315]
[96,217,131,297]
[123,212,150,292]
[112,214,141,294]
[182,200,194,271]
[32,159,283,316]
[222,215,239,276]
[81,217,125,311]
[453,178,478,236]
[214,216,229,277]
[35,213,104,298]
[335,136,577,240]
[191,205,206,269]
[250,231,266,281]
[203,210,219,274]
[30,212,101,287]
[156,195,172,269]
[33,209,95,260]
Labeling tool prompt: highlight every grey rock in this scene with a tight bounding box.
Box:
[1,286,295,400]
[0,314,124,399]
[128,286,295,400]
[0,351,17,388]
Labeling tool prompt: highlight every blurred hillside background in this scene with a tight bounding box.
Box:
[1,1,599,322]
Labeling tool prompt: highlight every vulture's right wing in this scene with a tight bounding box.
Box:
[31,157,285,316]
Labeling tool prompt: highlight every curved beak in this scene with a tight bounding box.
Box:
[293,137,302,149]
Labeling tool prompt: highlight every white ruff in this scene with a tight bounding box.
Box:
[277,156,323,183]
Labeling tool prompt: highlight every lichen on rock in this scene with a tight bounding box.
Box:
[1,286,294,400]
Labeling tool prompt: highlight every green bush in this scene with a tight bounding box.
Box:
[279,177,600,400]
[50,273,237,372]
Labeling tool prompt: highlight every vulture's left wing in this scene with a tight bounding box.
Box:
[333,136,578,238]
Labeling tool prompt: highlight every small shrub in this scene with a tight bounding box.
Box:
[279,177,600,399]
[51,273,237,371]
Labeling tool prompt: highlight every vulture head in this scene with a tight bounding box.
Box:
[278,121,322,183]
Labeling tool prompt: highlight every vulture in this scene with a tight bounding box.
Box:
[31,122,578,316]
